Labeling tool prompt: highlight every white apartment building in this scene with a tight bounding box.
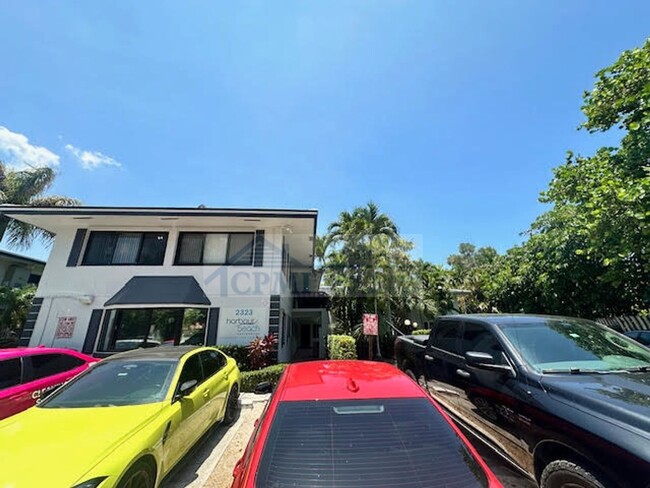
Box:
[1,206,329,362]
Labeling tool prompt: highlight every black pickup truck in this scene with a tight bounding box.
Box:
[395,314,650,488]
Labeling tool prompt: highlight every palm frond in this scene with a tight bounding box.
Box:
[30,195,81,207]
[3,167,57,203]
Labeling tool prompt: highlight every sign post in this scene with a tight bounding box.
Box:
[363,313,378,361]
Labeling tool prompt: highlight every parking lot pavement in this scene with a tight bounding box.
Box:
[161,394,269,488]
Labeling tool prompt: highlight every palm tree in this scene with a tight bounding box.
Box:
[0,162,80,248]
[327,202,399,358]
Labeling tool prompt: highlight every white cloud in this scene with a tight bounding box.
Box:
[0,126,60,169]
[65,144,121,170]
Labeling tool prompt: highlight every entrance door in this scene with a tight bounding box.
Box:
[299,323,311,348]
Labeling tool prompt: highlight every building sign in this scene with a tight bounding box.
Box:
[55,316,76,339]
[218,307,267,345]
[363,314,378,336]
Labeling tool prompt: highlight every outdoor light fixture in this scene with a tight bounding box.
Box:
[77,294,95,305]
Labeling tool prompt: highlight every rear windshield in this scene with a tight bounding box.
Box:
[256,398,488,488]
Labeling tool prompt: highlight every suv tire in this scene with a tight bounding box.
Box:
[540,460,607,488]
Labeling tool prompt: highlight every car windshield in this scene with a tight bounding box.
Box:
[499,318,650,373]
[40,360,176,408]
[256,398,489,488]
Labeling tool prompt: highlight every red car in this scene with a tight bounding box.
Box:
[0,347,96,420]
[232,360,503,488]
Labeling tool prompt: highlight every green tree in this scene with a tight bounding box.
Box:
[446,243,500,313]
[324,203,453,355]
[0,162,80,248]
[0,284,36,346]
[482,38,650,317]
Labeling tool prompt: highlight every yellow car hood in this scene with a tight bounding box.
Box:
[0,403,163,488]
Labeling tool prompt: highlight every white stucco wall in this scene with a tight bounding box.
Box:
[30,225,295,351]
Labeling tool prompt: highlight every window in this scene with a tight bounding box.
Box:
[0,358,22,390]
[100,308,207,352]
[432,320,461,354]
[27,273,41,285]
[41,360,176,408]
[462,323,506,365]
[27,354,85,381]
[178,354,203,388]
[256,398,489,488]
[637,332,650,346]
[82,232,168,265]
[200,350,226,378]
[499,318,650,372]
[175,232,254,265]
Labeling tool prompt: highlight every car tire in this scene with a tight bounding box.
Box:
[116,459,155,488]
[540,460,607,488]
[223,385,240,425]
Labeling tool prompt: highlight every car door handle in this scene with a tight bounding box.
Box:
[424,355,434,361]
[456,369,471,379]
[202,389,210,398]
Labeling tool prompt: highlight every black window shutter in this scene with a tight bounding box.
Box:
[206,308,220,345]
[67,229,88,267]
[253,230,265,267]
[82,309,103,354]
[19,297,44,346]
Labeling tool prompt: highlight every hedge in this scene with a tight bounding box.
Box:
[328,334,357,360]
[412,329,431,336]
[240,364,288,392]
[217,345,251,371]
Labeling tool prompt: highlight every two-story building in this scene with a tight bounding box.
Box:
[0,250,45,288]
[1,205,329,362]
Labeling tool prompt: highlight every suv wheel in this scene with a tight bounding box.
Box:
[540,460,606,488]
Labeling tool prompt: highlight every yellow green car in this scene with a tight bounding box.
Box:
[0,345,241,488]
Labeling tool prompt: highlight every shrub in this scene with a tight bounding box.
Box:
[248,333,278,370]
[412,329,431,336]
[327,334,357,360]
[216,345,251,371]
[240,363,287,392]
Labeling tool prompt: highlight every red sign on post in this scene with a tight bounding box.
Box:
[363,314,378,336]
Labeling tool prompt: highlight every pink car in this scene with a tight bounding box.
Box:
[0,347,96,420]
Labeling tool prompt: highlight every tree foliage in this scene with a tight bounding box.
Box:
[0,162,80,248]
[0,285,36,344]
[323,202,454,340]
[443,39,649,318]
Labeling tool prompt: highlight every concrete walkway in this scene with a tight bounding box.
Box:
[161,393,270,488]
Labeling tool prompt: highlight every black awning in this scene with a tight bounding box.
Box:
[105,276,211,306]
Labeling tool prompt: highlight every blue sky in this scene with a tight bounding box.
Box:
[1,1,648,264]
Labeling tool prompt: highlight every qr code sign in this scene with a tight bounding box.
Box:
[55,317,76,339]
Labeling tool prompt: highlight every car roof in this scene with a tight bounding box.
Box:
[102,345,202,362]
[0,347,86,360]
[277,360,427,402]
[443,313,597,327]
